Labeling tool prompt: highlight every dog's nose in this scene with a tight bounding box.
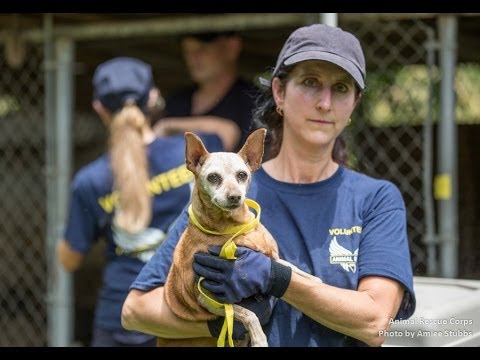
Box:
[227,195,241,204]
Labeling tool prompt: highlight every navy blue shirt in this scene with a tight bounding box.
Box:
[165,78,258,151]
[63,134,223,333]
[131,165,416,347]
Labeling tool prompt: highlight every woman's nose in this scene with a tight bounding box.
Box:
[316,88,332,111]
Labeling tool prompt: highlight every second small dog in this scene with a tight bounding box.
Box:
[162,128,277,347]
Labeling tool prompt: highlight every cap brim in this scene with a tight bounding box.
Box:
[285,51,365,90]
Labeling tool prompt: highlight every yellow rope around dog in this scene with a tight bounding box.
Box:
[191,199,261,347]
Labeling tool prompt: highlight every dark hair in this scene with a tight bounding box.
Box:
[253,67,288,160]
[253,64,358,165]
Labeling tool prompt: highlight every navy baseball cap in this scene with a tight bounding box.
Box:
[93,57,153,113]
[272,24,366,90]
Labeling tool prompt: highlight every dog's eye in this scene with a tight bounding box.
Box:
[207,173,221,184]
[236,171,248,182]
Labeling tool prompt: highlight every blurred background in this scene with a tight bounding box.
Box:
[0,13,479,346]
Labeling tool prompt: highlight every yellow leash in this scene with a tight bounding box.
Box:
[190,199,261,347]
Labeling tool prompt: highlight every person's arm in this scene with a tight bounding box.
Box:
[122,287,210,338]
[282,273,403,347]
[153,116,241,152]
[122,285,274,340]
[60,171,99,272]
[57,239,84,272]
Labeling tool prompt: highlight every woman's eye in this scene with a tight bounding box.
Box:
[334,83,348,93]
[207,173,221,184]
[237,171,248,181]
[304,78,317,87]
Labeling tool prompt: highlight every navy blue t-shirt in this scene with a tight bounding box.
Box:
[165,78,258,151]
[63,134,222,334]
[131,165,416,347]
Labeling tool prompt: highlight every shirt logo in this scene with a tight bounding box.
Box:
[98,164,193,213]
[329,236,358,273]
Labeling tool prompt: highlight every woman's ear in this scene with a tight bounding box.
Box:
[92,100,111,126]
[147,87,165,113]
[354,91,362,107]
[271,77,285,108]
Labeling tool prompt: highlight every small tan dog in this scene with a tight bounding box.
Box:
[161,128,277,347]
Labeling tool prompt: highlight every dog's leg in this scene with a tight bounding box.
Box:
[229,258,322,347]
[197,295,268,347]
[232,304,268,347]
[277,259,323,283]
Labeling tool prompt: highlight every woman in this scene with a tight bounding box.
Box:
[122,24,416,347]
[57,57,236,346]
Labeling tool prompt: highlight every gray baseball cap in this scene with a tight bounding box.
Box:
[272,24,366,90]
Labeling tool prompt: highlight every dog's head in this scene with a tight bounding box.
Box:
[185,128,266,211]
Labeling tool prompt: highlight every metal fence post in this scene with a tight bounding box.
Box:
[46,35,75,347]
[320,13,338,27]
[436,15,459,278]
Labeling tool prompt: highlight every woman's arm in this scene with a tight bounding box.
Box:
[153,116,241,152]
[121,287,210,338]
[57,239,84,272]
[282,273,403,347]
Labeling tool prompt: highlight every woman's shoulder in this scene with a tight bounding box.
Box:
[343,167,400,190]
[71,154,110,190]
[253,166,402,202]
[343,167,405,208]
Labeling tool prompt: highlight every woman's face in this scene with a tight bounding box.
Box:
[272,60,360,153]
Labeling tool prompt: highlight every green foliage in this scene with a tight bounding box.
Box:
[0,95,20,117]
[358,63,480,127]
[456,63,480,124]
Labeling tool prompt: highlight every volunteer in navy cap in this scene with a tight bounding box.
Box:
[123,24,416,347]
[57,57,227,347]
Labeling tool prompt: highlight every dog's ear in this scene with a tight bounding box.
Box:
[185,132,209,175]
[237,128,266,172]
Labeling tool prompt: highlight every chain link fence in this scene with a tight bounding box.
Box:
[342,19,435,276]
[0,43,106,345]
[0,16,475,346]
[0,44,47,346]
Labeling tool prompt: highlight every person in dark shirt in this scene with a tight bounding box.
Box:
[154,31,258,152]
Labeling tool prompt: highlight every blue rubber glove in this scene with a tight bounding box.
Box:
[207,294,275,340]
[193,246,292,303]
